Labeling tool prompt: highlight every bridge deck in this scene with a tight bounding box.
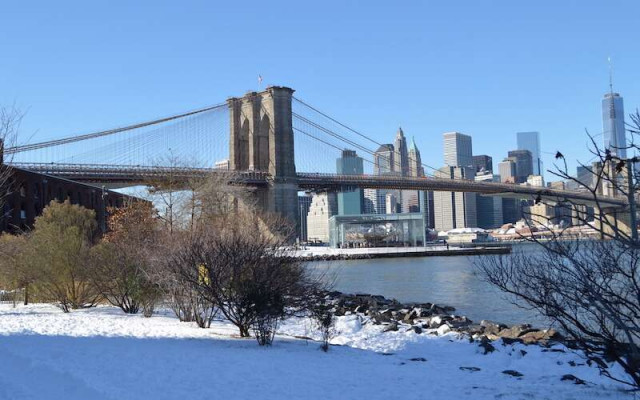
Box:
[9,163,627,208]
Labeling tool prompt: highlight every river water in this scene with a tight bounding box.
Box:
[308,244,551,327]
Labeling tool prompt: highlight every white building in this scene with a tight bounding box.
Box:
[306,193,338,243]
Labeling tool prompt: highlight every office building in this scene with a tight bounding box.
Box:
[443,132,473,168]
[517,132,543,175]
[526,175,544,187]
[475,173,504,228]
[498,159,517,183]
[473,155,493,173]
[393,127,409,176]
[336,149,364,215]
[602,92,626,159]
[298,194,313,242]
[374,144,394,175]
[306,192,338,243]
[408,137,425,178]
[433,166,477,231]
[507,149,534,183]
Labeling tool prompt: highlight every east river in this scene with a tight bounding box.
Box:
[308,243,550,327]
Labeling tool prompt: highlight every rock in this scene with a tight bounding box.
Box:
[519,329,563,344]
[502,370,524,378]
[409,357,427,362]
[478,336,496,354]
[561,374,586,385]
[412,326,423,334]
[354,305,368,314]
[403,310,417,322]
[447,316,473,329]
[436,324,451,336]
[459,366,481,372]
[480,320,507,335]
[459,324,484,335]
[497,324,533,338]
[520,350,527,357]
[382,322,399,332]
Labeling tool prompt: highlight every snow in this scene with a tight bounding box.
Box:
[0,304,632,400]
[447,227,486,234]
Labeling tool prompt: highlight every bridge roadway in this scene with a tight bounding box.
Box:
[10,162,627,208]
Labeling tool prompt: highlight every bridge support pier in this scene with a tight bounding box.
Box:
[227,87,299,236]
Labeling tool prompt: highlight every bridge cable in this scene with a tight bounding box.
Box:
[6,102,227,155]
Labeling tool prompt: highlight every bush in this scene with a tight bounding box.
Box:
[28,201,100,312]
[170,211,322,344]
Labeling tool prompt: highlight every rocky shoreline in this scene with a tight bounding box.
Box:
[322,291,563,349]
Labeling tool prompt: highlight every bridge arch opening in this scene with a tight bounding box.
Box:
[238,118,250,170]
[258,113,271,171]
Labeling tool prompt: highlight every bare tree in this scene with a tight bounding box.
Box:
[90,200,161,314]
[169,211,320,343]
[476,110,640,389]
[0,105,24,223]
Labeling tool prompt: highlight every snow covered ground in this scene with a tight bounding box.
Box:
[0,304,632,400]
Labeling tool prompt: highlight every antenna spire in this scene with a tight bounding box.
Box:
[608,56,614,93]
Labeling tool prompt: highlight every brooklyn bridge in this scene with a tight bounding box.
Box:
[4,86,631,234]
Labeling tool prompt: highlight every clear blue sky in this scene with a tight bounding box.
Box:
[1,1,638,179]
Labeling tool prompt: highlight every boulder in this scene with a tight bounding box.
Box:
[480,320,507,335]
[520,329,563,344]
[459,324,484,336]
[382,321,399,332]
[497,324,533,338]
[447,316,473,329]
[436,324,451,336]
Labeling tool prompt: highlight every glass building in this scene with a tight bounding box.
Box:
[516,132,543,176]
[602,92,626,159]
[336,149,364,215]
[328,213,426,248]
[443,132,473,168]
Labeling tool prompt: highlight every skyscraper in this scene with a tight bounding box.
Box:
[498,159,517,183]
[475,173,503,228]
[443,132,473,168]
[374,144,394,175]
[507,149,534,183]
[393,127,409,176]
[336,149,364,215]
[306,192,338,243]
[408,137,425,178]
[298,194,312,242]
[602,92,626,159]
[517,132,542,175]
[405,137,425,213]
[433,166,477,231]
[473,155,493,173]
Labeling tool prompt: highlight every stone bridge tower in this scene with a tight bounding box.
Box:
[227,86,299,232]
